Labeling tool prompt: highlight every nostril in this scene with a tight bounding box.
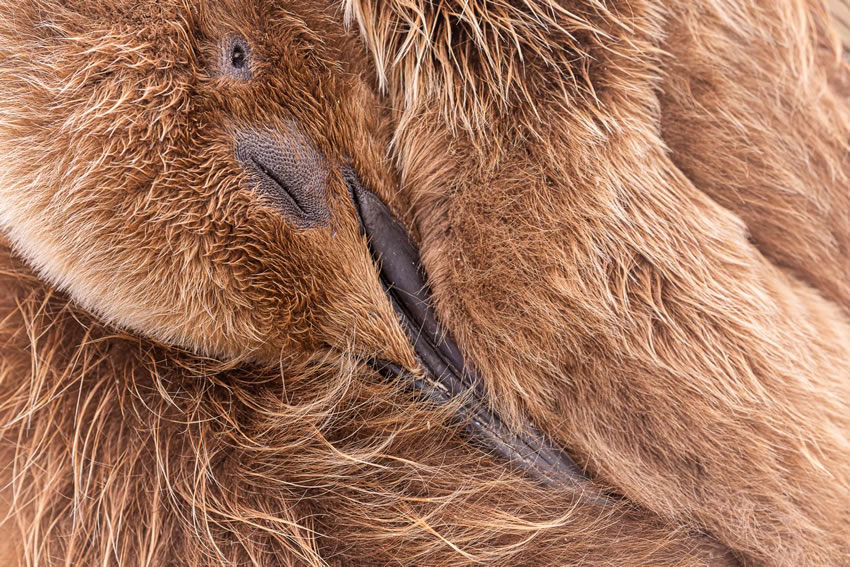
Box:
[235,127,331,228]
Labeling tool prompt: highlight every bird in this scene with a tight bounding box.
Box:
[0,0,847,565]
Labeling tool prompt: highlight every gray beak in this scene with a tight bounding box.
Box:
[344,167,595,492]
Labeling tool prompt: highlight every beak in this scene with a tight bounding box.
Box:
[344,167,593,492]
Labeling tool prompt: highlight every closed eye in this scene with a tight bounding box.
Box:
[235,128,331,228]
[249,155,307,217]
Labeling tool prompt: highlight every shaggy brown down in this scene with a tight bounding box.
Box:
[0,0,846,566]
[346,0,850,564]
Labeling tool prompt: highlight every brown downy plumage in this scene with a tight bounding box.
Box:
[345,0,850,564]
[0,0,845,566]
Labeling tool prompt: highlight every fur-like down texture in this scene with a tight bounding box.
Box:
[0,0,847,565]
[346,0,850,564]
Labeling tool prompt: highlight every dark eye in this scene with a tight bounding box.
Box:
[222,37,251,79]
[230,43,246,69]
